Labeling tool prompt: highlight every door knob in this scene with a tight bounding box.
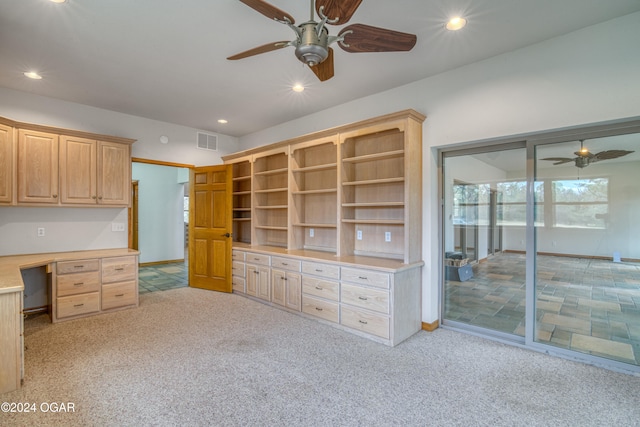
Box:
[223,232,232,238]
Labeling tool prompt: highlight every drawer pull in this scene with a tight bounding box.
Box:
[282,262,288,266]
[358,296,368,301]
[315,307,323,311]
[315,286,323,290]
[359,320,368,325]
[115,267,125,271]
[253,258,260,261]
[358,276,368,280]
[315,269,323,272]
[74,282,84,286]
[74,265,84,268]
[73,303,84,308]
[115,293,125,297]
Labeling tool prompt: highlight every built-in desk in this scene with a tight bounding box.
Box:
[0,248,139,394]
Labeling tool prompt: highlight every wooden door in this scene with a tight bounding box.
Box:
[189,165,233,292]
[97,141,130,205]
[59,136,97,204]
[18,129,59,204]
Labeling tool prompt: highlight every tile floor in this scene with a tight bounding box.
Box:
[445,252,640,365]
[138,262,188,294]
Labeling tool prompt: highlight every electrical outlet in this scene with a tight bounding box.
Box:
[356,230,363,240]
[111,222,126,232]
[309,228,314,237]
[385,231,391,242]
[37,227,45,237]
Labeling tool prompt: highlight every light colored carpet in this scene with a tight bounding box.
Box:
[3,287,640,426]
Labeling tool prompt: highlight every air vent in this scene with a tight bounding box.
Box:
[197,132,218,151]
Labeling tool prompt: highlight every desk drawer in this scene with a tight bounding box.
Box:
[57,271,100,297]
[271,256,301,272]
[102,256,137,283]
[341,267,389,289]
[232,250,245,261]
[245,253,270,266]
[102,281,137,310]
[341,305,389,339]
[232,276,246,293]
[301,261,340,280]
[341,283,389,314]
[57,259,99,275]
[232,261,245,277]
[302,295,339,324]
[57,292,100,319]
[302,276,339,302]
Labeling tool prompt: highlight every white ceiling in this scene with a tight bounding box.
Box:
[1,0,640,137]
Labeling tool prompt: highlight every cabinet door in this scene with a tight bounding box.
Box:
[18,129,59,204]
[59,136,97,204]
[0,124,14,204]
[97,141,130,205]
[246,264,258,297]
[271,268,286,306]
[257,265,270,301]
[284,272,301,311]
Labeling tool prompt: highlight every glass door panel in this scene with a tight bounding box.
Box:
[534,134,640,365]
[443,147,527,337]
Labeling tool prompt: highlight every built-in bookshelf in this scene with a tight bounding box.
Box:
[253,149,289,247]
[231,159,252,244]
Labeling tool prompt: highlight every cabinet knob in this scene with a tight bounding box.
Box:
[53,194,58,198]
[92,196,97,199]
[98,196,103,200]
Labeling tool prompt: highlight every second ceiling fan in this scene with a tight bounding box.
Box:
[227,0,417,81]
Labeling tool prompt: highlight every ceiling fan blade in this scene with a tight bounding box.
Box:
[541,157,574,165]
[593,150,634,160]
[239,0,295,23]
[316,0,362,25]
[338,24,417,53]
[227,41,290,60]
[309,48,334,81]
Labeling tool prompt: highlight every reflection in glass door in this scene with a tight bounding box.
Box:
[534,134,640,366]
[443,147,527,337]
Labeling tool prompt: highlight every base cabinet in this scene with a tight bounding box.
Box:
[231,248,421,346]
[52,254,138,322]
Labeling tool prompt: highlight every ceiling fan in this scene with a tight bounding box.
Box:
[541,140,634,168]
[227,0,417,81]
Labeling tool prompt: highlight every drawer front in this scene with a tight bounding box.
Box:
[102,256,137,283]
[341,283,389,314]
[232,261,245,277]
[57,271,101,297]
[57,259,99,275]
[57,292,100,319]
[301,276,340,302]
[245,253,270,266]
[232,250,245,261]
[341,306,390,339]
[341,267,389,289]
[232,276,246,293]
[102,281,137,311]
[271,256,301,272]
[302,295,339,324]
[301,261,340,280]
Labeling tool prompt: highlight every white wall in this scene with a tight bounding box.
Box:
[132,163,188,264]
[238,12,640,324]
[0,88,239,256]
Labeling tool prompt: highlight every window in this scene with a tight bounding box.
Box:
[496,180,544,226]
[183,196,189,223]
[551,178,608,229]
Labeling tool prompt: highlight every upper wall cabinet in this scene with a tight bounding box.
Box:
[0,123,15,204]
[0,116,135,208]
[60,136,131,206]
[223,110,425,264]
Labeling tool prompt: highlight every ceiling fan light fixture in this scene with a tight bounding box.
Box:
[446,17,467,31]
[294,23,329,66]
[24,71,42,80]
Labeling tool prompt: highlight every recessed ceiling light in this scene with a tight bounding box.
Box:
[50,0,67,3]
[24,71,42,80]
[292,84,305,93]
[446,17,467,31]
[217,119,228,124]
[159,135,169,144]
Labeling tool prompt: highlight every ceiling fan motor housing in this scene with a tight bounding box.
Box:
[295,22,329,66]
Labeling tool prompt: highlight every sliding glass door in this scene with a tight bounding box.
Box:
[534,134,640,366]
[443,146,528,338]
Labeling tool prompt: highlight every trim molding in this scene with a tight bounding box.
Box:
[139,259,185,267]
[422,320,439,332]
[132,157,195,169]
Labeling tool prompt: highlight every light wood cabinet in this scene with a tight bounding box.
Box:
[18,129,59,204]
[1,115,134,207]
[0,123,15,204]
[246,262,270,302]
[52,254,138,322]
[271,267,301,311]
[0,291,22,394]
[231,159,252,244]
